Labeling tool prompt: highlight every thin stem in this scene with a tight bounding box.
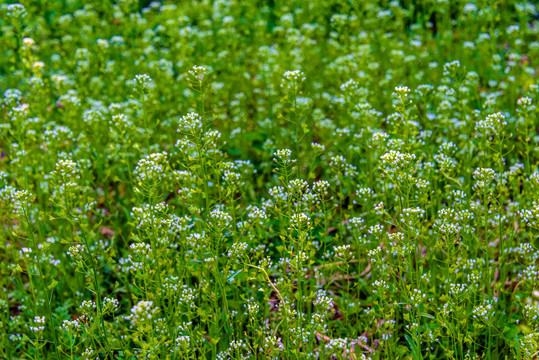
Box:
[24,212,61,360]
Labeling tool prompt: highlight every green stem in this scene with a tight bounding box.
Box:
[24,212,61,360]
[79,228,112,359]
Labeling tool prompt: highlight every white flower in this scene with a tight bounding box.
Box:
[134,152,169,184]
[281,70,306,90]
[133,74,154,93]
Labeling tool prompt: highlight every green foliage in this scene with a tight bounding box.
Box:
[0,0,538,359]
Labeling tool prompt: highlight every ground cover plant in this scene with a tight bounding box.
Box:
[0,0,538,359]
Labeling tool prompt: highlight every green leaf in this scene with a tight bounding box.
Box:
[48,279,58,290]
[405,334,420,360]
[226,270,242,283]
[532,236,539,250]
[222,312,229,333]
[502,324,520,340]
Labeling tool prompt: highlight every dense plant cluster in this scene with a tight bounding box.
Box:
[1,1,538,359]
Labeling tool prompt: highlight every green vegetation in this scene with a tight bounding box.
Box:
[0,1,538,359]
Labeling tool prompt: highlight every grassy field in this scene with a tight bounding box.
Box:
[0,1,539,359]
